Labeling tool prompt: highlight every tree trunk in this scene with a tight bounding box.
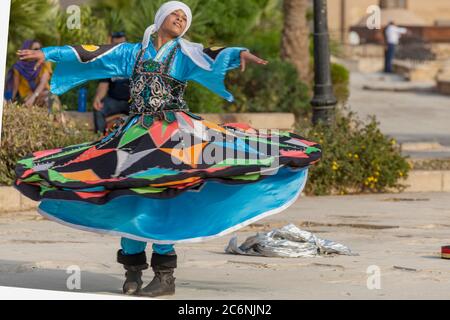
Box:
[281,0,311,84]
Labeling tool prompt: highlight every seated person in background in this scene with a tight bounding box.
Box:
[93,32,131,134]
[5,39,53,108]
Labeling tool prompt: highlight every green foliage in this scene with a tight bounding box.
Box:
[183,59,310,117]
[331,63,350,103]
[226,59,310,117]
[7,0,56,68]
[7,0,314,114]
[238,0,283,60]
[92,0,167,42]
[7,1,108,66]
[90,0,274,44]
[89,0,132,34]
[0,103,101,185]
[4,1,388,197]
[54,4,109,110]
[55,5,108,45]
[188,0,266,44]
[8,0,287,110]
[241,29,282,60]
[6,0,346,114]
[299,109,410,196]
[87,0,307,116]
[185,82,225,114]
[59,81,100,111]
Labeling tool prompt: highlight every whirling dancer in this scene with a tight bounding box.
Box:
[15,1,321,297]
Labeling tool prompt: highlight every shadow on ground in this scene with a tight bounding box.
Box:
[0,259,123,294]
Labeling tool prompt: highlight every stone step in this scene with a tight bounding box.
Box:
[404,151,450,160]
[2,169,450,214]
[362,82,436,93]
[400,142,450,161]
[401,142,448,151]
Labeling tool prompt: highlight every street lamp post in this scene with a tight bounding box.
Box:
[311,0,337,125]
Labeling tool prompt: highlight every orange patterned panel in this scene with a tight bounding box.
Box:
[60,169,100,181]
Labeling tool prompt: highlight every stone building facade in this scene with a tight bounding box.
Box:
[327,0,450,43]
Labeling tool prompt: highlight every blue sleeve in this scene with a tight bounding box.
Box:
[182,47,249,102]
[42,43,141,95]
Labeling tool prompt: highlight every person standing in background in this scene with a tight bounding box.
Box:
[384,21,409,73]
[93,32,131,134]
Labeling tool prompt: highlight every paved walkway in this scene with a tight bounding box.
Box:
[1,192,449,299]
[348,72,450,150]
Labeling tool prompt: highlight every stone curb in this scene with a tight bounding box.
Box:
[362,84,435,93]
[1,170,450,214]
[63,111,297,131]
[401,142,449,152]
[403,170,450,193]
[0,186,38,213]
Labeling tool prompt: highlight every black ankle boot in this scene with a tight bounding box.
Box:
[117,250,149,295]
[139,252,177,297]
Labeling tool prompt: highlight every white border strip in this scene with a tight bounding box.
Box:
[0,0,12,143]
[38,169,309,245]
[0,286,152,300]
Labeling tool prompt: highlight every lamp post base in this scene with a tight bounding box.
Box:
[311,105,336,126]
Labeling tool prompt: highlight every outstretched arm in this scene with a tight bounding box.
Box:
[17,49,46,70]
[239,50,268,72]
[17,43,140,95]
[202,46,268,72]
[183,46,268,102]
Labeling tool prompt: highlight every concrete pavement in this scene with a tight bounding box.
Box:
[0,192,449,300]
[349,72,450,149]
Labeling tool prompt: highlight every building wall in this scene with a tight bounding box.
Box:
[408,0,450,25]
[327,0,450,42]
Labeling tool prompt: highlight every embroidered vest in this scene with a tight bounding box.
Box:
[129,41,191,127]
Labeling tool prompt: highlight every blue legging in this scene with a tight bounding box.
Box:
[121,237,175,256]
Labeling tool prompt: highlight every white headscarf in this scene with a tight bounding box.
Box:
[142,1,213,71]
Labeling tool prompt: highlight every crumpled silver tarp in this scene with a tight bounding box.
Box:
[225,224,356,258]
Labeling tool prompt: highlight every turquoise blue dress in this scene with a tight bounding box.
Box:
[14,37,321,256]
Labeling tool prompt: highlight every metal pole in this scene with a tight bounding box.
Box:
[311,0,337,125]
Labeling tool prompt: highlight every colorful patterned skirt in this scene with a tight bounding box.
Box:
[14,111,321,244]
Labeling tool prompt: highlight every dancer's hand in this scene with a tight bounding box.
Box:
[17,49,45,71]
[240,51,268,72]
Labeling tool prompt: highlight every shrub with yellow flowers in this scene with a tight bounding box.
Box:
[297,108,410,196]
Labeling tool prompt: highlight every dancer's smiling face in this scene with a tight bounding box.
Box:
[160,9,188,38]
